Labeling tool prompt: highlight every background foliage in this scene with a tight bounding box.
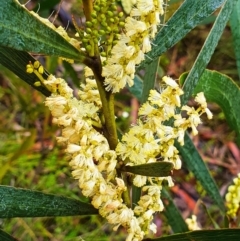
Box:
[0,0,240,240]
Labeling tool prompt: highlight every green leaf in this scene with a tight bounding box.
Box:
[122,162,173,177]
[0,186,98,218]
[181,0,236,105]
[132,185,141,209]
[175,134,225,211]
[192,70,240,144]
[162,188,189,233]
[0,230,18,241]
[128,75,143,101]
[0,46,51,97]
[63,61,81,87]
[200,202,220,229]
[141,59,159,104]
[0,0,82,60]
[140,0,226,68]
[147,229,240,241]
[230,0,240,80]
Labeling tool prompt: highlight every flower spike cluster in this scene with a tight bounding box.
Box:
[102,0,165,92]
[117,76,212,182]
[42,70,145,241]
[24,0,214,240]
[26,58,212,240]
[225,173,240,219]
[116,77,212,233]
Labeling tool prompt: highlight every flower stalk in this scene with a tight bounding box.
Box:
[82,0,118,149]
[83,56,118,150]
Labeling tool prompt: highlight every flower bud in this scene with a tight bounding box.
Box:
[118,12,124,18]
[86,21,92,27]
[34,81,41,87]
[86,28,92,34]
[91,12,97,18]
[86,45,92,52]
[26,67,34,73]
[33,61,40,69]
[93,5,100,11]
[38,65,44,74]
[100,52,107,57]
[107,11,114,17]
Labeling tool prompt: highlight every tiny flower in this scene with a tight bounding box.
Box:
[66,144,81,153]
[185,215,201,231]
[137,0,155,14]
[125,17,147,36]
[195,92,207,107]
[162,76,179,88]
[133,175,147,187]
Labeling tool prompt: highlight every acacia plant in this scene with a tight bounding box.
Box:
[1,0,240,240]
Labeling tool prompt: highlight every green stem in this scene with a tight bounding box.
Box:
[84,57,118,150]
[122,174,131,208]
[84,56,130,206]
[82,0,99,57]
[82,0,93,22]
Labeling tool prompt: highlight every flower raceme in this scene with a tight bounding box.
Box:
[27,60,212,240]
[116,76,212,188]
[25,0,213,240]
[102,0,165,92]
[225,173,240,219]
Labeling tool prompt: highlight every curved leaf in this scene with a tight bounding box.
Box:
[0,230,18,241]
[141,59,159,104]
[230,0,240,80]
[181,0,236,105]
[0,185,98,218]
[139,0,226,68]
[132,186,141,210]
[0,46,51,97]
[122,162,173,177]
[162,188,189,234]
[175,134,225,211]
[192,70,240,143]
[129,75,143,101]
[0,0,82,60]
[146,229,240,241]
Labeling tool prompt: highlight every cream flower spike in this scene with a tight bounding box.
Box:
[226,173,240,219]
[103,0,165,93]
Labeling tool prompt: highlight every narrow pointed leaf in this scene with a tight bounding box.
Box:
[122,162,173,177]
[0,230,18,241]
[128,75,143,101]
[0,0,82,60]
[181,0,236,105]
[0,186,98,218]
[139,0,226,68]
[201,202,220,229]
[147,229,240,241]
[230,0,240,80]
[162,188,189,233]
[62,61,81,87]
[0,46,51,96]
[141,59,159,104]
[132,186,141,209]
[175,134,225,211]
